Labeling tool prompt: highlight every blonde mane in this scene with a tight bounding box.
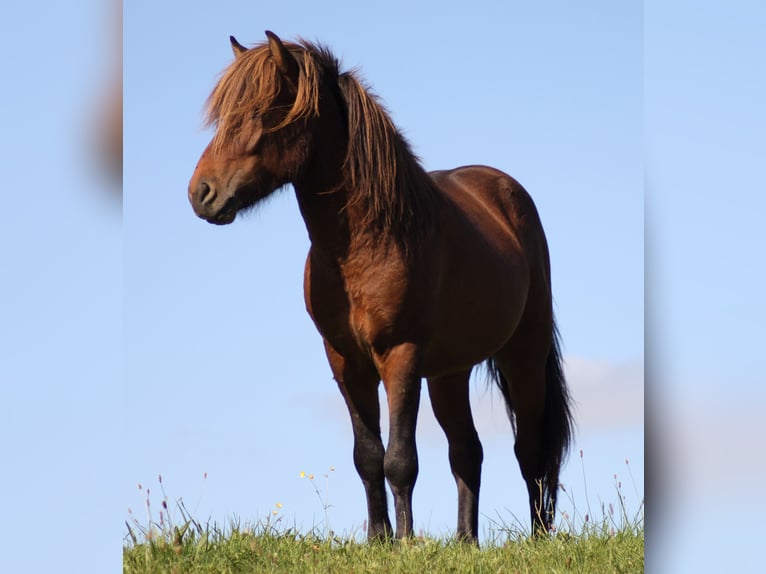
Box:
[205,39,336,152]
[205,38,437,249]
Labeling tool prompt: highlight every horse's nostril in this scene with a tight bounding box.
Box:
[198,181,216,205]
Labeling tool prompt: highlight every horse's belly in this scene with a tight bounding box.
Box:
[420,268,528,377]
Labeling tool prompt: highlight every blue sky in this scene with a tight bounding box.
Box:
[645,2,766,571]
[2,0,764,572]
[1,0,122,571]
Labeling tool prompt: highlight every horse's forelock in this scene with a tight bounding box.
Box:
[204,40,337,153]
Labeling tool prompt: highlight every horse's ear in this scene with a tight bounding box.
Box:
[265,30,299,80]
[230,36,248,58]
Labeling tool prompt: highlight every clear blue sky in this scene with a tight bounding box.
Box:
[1,1,763,572]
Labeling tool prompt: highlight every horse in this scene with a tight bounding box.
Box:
[188,31,573,542]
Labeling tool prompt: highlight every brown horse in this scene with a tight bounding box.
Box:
[189,31,573,542]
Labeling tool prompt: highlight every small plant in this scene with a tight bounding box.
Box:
[125,473,212,549]
[483,449,644,542]
[556,451,644,538]
[300,466,336,538]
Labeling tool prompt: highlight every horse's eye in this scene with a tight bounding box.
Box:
[247,126,265,153]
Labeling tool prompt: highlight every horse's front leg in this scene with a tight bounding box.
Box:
[324,341,392,540]
[376,343,422,539]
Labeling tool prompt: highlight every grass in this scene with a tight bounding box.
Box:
[124,458,643,573]
[124,527,643,574]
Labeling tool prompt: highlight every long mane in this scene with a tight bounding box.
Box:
[337,72,437,250]
[205,38,437,250]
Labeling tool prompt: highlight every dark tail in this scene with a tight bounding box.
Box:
[486,318,574,524]
[539,321,574,515]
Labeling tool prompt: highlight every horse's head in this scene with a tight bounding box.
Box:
[189,31,340,225]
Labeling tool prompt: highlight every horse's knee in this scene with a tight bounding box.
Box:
[448,434,483,484]
[383,441,418,491]
[514,437,543,481]
[353,436,385,482]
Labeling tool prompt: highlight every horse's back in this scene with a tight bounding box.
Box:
[429,165,548,265]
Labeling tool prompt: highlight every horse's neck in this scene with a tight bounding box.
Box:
[293,181,401,263]
[293,180,350,257]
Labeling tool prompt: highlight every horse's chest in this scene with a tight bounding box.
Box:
[319,277,413,353]
[306,250,426,361]
[345,276,411,349]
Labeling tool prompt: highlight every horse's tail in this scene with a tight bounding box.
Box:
[538,320,574,514]
[486,317,574,523]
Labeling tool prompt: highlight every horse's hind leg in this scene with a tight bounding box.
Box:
[427,370,483,542]
[324,341,393,540]
[492,348,552,534]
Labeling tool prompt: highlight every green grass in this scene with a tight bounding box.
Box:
[124,526,643,574]
[124,504,643,573]
[125,459,644,573]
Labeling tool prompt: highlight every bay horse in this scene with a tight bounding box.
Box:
[188,31,573,542]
